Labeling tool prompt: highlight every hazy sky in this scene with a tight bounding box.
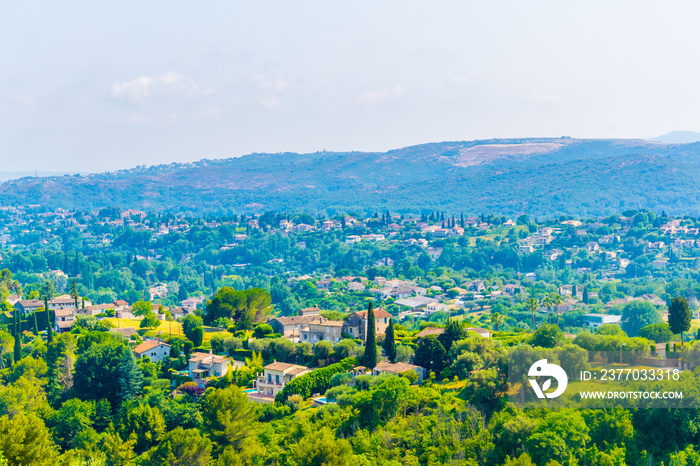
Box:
[2,1,700,172]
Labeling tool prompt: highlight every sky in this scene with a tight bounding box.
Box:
[2,1,700,173]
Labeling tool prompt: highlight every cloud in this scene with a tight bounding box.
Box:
[254,75,289,91]
[259,97,280,110]
[449,75,484,86]
[110,73,212,103]
[356,84,407,104]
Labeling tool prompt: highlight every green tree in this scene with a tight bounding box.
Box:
[639,323,673,343]
[117,400,166,453]
[668,296,692,345]
[526,298,539,331]
[204,287,272,329]
[132,300,154,317]
[621,300,662,336]
[140,311,160,329]
[191,326,204,347]
[361,301,377,369]
[438,319,467,354]
[74,340,143,406]
[529,323,564,349]
[383,318,396,363]
[289,426,353,466]
[201,386,261,455]
[148,427,212,466]
[414,336,447,374]
[182,315,204,341]
[0,413,59,466]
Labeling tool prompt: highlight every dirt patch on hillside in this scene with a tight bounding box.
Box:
[455,143,564,167]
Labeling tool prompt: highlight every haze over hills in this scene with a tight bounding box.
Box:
[650,131,700,144]
[3,138,700,217]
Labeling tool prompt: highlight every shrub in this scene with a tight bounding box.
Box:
[276,357,356,403]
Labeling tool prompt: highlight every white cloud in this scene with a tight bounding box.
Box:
[356,84,407,104]
[259,97,280,110]
[110,73,212,103]
[254,75,289,91]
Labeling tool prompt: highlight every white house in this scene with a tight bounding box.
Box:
[251,362,312,402]
[582,313,621,329]
[133,339,172,363]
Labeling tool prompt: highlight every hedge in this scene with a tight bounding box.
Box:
[275,357,357,403]
[230,349,254,360]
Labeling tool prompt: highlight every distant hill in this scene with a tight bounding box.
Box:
[3,138,700,217]
[650,131,700,144]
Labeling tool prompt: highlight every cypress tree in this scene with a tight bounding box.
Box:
[362,301,378,369]
[383,318,396,363]
[32,312,39,335]
[669,296,692,345]
[45,300,53,343]
[13,312,21,363]
[582,285,589,305]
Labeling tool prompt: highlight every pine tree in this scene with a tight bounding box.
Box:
[362,301,378,369]
[383,318,396,363]
[117,350,143,404]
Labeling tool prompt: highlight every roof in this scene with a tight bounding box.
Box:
[351,309,392,319]
[134,340,171,354]
[374,361,423,374]
[112,327,138,337]
[271,315,323,326]
[50,296,75,304]
[17,300,43,308]
[54,309,74,317]
[310,320,344,327]
[55,321,74,329]
[264,362,309,375]
[416,327,445,338]
[114,300,129,306]
[189,352,229,364]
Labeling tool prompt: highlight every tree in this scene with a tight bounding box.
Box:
[582,285,589,304]
[289,427,353,466]
[490,312,505,332]
[148,427,212,466]
[132,300,154,317]
[526,298,539,331]
[205,287,272,329]
[0,413,59,466]
[542,294,553,324]
[668,296,692,345]
[552,293,564,327]
[0,332,13,369]
[414,336,447,374]
[362,301,377,369]
[639,323,673,343]
[529,324,564,349]
[438,319,467,354]
[201,386,261,455]
[621,300,662,336]
[12,313,21,364]
[70,278,79,308]
[383,318,396,363]
[395,344,414,363]
[74,340,143,406]
[140,311,160,329]
[191,326,204,347]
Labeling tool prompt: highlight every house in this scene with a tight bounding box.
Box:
[342,308,392,342]
[53,309,75,333]
[14,299,44,316]
[464,280,486,292]
[582,313,621,329]
[465,327,492,338]
[316,280,331,291]
[76,304,112,317]
[503,284,522,296]
[292,223,315,233]
[112,327,138,339]
[394,296,438,309]
[300,306,322,316]
[169,306,192,320]
[251,362,312,401]
[181,296,205,310]
[133,339,172,363]
[425,302,450,314]
[188,351,232,384]
[346,235,362,245]
[347,282,365,292]
[268,315,325,341]
[113,300,130,310]
[300,320,344,345]
[372,361,426,382]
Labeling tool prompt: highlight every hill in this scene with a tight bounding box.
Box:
[3,138,700,217]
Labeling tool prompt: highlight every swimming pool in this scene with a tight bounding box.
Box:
[243,388,258,394]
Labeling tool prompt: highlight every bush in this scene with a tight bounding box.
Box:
[230,349,254,360]
[399,370,419,384]
[276,357,357,402]
[178,381,204,397]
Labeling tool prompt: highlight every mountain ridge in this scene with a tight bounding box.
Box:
[3,138,700,217]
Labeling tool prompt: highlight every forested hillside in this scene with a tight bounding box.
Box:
[3,138,700,217]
